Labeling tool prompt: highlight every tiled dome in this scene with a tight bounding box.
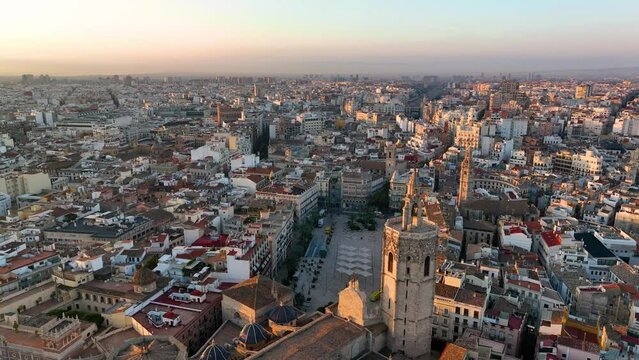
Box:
[239,323,268,345]
[267,304,297,325]
[199,344,229,360]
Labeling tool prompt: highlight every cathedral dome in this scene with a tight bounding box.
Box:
[239,323,268,345]
[199,344,229,360]
[132,267,156,286]
[267,303,297,325]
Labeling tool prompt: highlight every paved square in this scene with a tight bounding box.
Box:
[295,214,383,310]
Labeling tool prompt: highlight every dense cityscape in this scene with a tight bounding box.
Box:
[3,0,639,359]
[0,73,637,360]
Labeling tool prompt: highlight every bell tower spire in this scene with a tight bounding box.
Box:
[402,169,425,230]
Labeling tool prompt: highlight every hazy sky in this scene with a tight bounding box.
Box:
[1,0,638,76]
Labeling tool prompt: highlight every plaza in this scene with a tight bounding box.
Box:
[294,214,383,311]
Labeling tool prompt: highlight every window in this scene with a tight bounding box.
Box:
[464,309,469,316]
[474,311,479,318]
[388,299,391,309]
[424,256,430,277]
[455,307,460,315]
[406,267,410,275]
[387,252,394,273]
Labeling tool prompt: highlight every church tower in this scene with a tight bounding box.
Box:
[385,144,397,178]
[457,148,472,208]
[381,170,438,358]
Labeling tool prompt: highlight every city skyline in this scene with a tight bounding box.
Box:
[2,0,639,76]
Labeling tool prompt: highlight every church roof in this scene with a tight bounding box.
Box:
[223,275,292,311]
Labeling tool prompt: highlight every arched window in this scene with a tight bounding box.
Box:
[387,252,394,273]
[424,256,431,277]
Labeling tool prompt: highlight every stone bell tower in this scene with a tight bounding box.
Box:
[457,148,472,208]
[385,144,397,178]
[381,169,438,358]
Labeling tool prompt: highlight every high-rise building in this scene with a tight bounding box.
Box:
[457,149,472,208]
[575,84,592,99]
[381,171,438,358]
[21,74,34,84]
[253,83,262,97]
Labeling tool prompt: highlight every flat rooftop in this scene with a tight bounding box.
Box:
[131,289,221,338]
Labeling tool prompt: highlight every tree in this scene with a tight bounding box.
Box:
[368,183,390,212]
[62,213,78,223]
[143,255,159,270]
[294,293,305,307]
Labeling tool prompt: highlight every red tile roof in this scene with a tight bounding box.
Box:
[0,251,58,274]
[508,279,541,292]
[524,220,542,232]
[163,311,178,320]
[541,231,561,247]
[508,314,524,330]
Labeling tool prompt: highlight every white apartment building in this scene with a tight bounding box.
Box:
[613,117,639,137]
[0,192,10,216]
[455,123,481,149]
[256,180,319,220]
[509,150,527,167]
[592,227,637,262]
[571,149,603,177]
[499,118,528,139]
[296,112,324,134]
[543,135,562,145]
[490,139,513,161]
[615,203,639,235]
[0,172,52,199]
[499,222,533,251]
[532,151,553,173]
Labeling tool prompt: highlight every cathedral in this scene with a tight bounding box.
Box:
[194,170,439,360]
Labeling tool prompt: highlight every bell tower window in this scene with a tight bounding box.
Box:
[424,256,430,277]
[387,252,394,273]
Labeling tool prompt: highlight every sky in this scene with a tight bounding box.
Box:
[1,0,638,76]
